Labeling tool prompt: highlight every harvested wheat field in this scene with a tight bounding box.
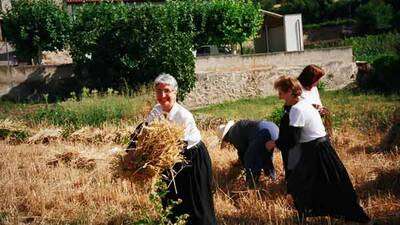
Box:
[0,124,399,225]
[0,91,399,225]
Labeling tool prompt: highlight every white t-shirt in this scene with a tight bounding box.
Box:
[146,103,201,148]
[301,86,322,106]
[289,100,326,143]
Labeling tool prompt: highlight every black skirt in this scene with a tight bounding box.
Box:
[162,141,217,225]
[287,137,370,223]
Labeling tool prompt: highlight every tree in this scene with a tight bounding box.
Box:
[70,3,195,100]
[355,0,394,34]
[70,1,262,99]
[2,0,70,64]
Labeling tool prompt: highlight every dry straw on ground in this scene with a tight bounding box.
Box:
[111,119,185,187]
[1,119,399,224]
[28,128,63,144]
[69,124,134,144]
[0,119,30,144]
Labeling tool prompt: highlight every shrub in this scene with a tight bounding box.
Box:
[343,32,400,63]
[2,0,70,64]
[267,106,284,126]
[133,180,188,225]
[326,0,362,20]
[258,0,276,10]
[355,0,394,34]
[70,1,262,100]
[70,3,194,100]
[276,0,321,24]
[370,54,400,92]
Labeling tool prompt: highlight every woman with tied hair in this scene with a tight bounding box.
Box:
[268,75,372,225]
[144,73,217,225]
[297,64,325,109]
[298,64,332,135]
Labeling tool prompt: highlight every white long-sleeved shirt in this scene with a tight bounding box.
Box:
[146,103,201,148]
[301,86,322,106]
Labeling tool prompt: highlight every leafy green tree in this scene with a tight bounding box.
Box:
[2,0,70,64]
[276,0,323,24]
[355,0,394,34]
[258,0,276,10]
[70,3,195,100]
[70,1,262,99]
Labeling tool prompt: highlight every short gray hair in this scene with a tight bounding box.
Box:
[154,73,178,91]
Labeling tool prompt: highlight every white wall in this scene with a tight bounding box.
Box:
[284,14,304,52]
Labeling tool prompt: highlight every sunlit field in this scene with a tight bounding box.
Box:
[0,90,399,225]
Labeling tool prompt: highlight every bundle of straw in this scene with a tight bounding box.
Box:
[111,119,185,185]
[0,119,30,143]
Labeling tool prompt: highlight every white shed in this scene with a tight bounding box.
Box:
[254,10,304,53]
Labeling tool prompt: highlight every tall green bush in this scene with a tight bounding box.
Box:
[2,0,70,64]
[70,1,262,99]
[70,3,195,100]
[370,54,400,92]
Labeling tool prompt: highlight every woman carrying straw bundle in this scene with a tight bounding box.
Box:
[145,73,217,225]
[269,76,372,225]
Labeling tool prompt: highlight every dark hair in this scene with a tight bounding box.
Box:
[298,65,325,89]
[273,75,302,97]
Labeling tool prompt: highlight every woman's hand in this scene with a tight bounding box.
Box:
[265,140,276,151]
[319,106,329,116]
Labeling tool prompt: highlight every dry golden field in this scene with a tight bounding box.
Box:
[0,122,399,225]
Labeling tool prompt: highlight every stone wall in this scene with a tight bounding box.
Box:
[0,47,356,107]
[183,47,356,108]
[0,64,76,101]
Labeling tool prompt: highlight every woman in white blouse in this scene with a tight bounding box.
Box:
[268,76,372,225]
[145,73,217,225]
[298,65,332,135]
[297,64,325,112]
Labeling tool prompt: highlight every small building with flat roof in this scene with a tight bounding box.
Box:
[254,10,304,53]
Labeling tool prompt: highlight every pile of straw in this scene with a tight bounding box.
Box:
[28,128,63,144]
[111,119,185,185]
[69,125,134,144]
[0,119,30,144]
[47,151,96,170]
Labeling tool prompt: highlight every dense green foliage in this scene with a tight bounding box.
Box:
[370,54,400,92]
[343,32,400,62]
[355,0,394,34]
[273,0,399,31]
[70,3,196,100]
[69,1,262,99]
[1,0,70,64]
[307,32,400,63]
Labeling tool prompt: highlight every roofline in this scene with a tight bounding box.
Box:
[260,9,283,18]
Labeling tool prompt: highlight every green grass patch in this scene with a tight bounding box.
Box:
[193,96,282,120]
[0,90,398,133]
[194,90,399,132]
[322,90,399,131]
[29,94,153,129]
